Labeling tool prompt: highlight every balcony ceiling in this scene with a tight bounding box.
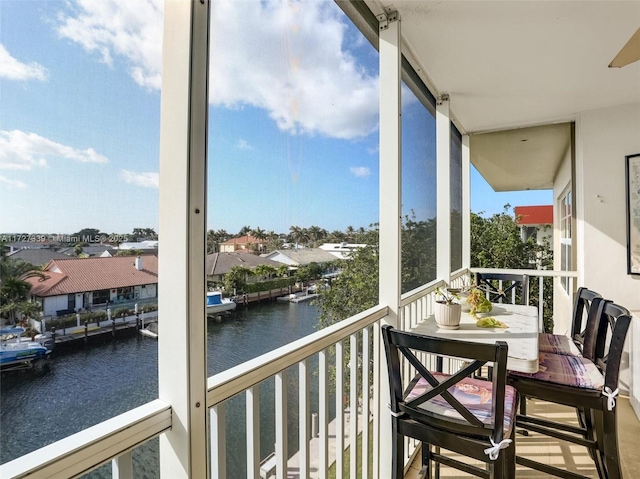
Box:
[367,0,640,191]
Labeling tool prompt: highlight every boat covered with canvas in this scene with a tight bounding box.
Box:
[1,327,53,371]
[206,291,236,315]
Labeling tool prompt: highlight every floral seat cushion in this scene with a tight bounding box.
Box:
[403,372,517,437]
[510,352,604,390]
[538,333,583,356]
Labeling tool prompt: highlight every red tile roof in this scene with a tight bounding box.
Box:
[220,235,266,245]
[25,255,158,297]
[514,205,553,225]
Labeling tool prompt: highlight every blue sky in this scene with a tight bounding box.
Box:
[0,0,551,236]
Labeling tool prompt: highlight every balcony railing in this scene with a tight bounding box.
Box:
[0,268,578,479]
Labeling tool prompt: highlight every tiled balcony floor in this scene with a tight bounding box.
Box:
[405,396,640,478]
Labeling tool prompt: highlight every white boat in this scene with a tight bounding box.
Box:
[1,327,52,371]
[206,291,236,315]
[139,321,158,339]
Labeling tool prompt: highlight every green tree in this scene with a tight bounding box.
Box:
[317,246,379,328]
[223,265,253,294]
[276,265,290,278]
[238,225,252,237]
[132,227,157,240]
[265,231,283,253]
[288,225,308,248]
[116,249,144,257]
[207,229,229,254]
[401,214,436,293]
[254,264,276,279]
[294,262,323,286]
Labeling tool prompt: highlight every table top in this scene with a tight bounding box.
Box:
[411,303,539,374]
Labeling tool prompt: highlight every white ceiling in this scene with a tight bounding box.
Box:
[372,0,640,134]
[363,1,640,190]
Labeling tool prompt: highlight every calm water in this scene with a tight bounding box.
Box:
[0,301,331,477]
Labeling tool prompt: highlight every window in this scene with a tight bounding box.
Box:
[92,289,110,305]
[0,2,161,469]
[450,126,463,271]
[401,63,437,293]
[67,294,76,310]
[560,189,572,291]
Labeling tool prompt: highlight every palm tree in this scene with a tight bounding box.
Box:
[345,225,355,242]
[264,231,283,253]
[238,225,252,237]
[307,225,327,247]
[206,229,229,254]
[251,227,267,252]
[223,265,253,294]
[276,265,290,278]
[254,264,276,279]
[289,225,309,249]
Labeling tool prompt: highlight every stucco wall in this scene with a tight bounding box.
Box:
[578,102,640,309]
[577,101,640,411]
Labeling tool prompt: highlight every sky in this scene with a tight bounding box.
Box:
[0,0,551,237]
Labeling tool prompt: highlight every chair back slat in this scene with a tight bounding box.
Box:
[594,301,632,391]
[571,287,602,355]
[475,272,529,305]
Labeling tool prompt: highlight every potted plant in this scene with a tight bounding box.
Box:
[466,287,493,318]
[434,287,462,329]
[447,278,474,312]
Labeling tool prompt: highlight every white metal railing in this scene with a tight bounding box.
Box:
[207,304,388,479]
[0,268,578,479]
[471,267,578,331]
[0,400,171,479]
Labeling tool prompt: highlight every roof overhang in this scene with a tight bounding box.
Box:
[470,123,571,192]
[358,0,640,191]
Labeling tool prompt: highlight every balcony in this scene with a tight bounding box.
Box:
[6,268,637,479]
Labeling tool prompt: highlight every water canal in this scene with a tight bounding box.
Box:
[0,300,332,477]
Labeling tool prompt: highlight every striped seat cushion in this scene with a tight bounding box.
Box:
[538,333,582,356]
[510,352,604,390]
[404,372,517,437]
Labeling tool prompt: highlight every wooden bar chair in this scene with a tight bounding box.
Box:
[538,287,602,357]
[508,299,631,479]
[475,272,529,305]
[382,325,518,479]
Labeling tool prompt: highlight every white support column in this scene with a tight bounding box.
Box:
[319,349,329,479]
[377,7,401,479]
[246,386,260,479]
[335,341,344,478]
[158,1,210,478]
[462,134,471,270]
[211,404,226,479]
[275,371,288,479]
[298,359,310,479]
[437,96,452,283]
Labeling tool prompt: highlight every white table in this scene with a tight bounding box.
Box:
[411,303,539,373]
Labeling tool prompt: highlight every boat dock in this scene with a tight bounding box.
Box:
[276,292,319,303]
[50,314,157,350]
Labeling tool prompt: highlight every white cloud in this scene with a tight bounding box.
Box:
[237,139,253,150]
[0,130,108,171]
[210,0,378,140]
[121,169,159,188]
[0,175,27,189]
[350,166,371,178]
[0,44,48,81]
[57,0,378,139]
[57,0,163,90]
